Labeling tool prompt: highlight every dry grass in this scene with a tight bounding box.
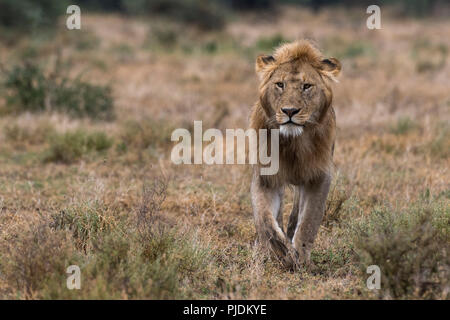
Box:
[0,6,448,299]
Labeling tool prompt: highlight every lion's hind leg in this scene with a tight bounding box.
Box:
[292,173,331,265]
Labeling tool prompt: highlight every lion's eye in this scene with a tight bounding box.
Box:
[303,83,312,90]
[275,82,284,89]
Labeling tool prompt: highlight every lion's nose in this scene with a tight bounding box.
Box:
[281,107,300,118]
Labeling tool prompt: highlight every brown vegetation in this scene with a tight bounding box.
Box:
[0,6,448,299]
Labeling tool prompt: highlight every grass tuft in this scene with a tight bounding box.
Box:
[44,130,113,163]
[389,117,417,135]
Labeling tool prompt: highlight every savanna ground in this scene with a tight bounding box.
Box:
[0,5,449,299]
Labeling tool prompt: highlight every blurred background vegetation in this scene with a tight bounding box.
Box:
[0,0,448,34]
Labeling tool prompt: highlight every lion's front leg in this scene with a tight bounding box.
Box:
[292,173,331,265]
[287,185,303,241]
[251,173,298,269]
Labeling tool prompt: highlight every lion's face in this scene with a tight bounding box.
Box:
[267,60,329,137]
[256,42,341,138]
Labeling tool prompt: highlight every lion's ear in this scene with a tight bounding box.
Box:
[320,58,342,80]
[256,54,275,73]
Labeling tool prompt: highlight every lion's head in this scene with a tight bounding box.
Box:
[255,40,341,137]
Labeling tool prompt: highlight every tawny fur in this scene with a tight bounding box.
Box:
[249,40,341,269]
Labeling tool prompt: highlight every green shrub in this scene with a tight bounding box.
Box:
[3,63,47,112]
[2,62,115,120]
[150,24,179,50]
[45,130,113,163]
[77,0,227,30]
[352,202,449,299]
[53,80,115,121]
[45,131,87,163]
[0,0,66,32]
[86,131,114,152]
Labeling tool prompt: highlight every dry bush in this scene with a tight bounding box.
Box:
[428,123,450,159]
[27,175,214,299]
[0,221,76,299]
[136,176,169,240]
[3,120,54,149]
[119,118,175,152]
[352,203,450,299]
[323,173,352,228]
[412,39,447,73]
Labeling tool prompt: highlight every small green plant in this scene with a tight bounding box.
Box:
[202,40,219,54]
[44,130,113,163]
[150,25,179,50]
[74,31,100,51]
[342,41,375,59]
[256,34,288,51]
[389,116,417,135]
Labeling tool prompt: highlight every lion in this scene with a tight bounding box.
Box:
[249,40,341,269]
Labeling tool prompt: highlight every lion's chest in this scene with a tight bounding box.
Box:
[277,139,332,185]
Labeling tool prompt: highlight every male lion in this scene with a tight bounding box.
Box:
[250,40,341,269]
